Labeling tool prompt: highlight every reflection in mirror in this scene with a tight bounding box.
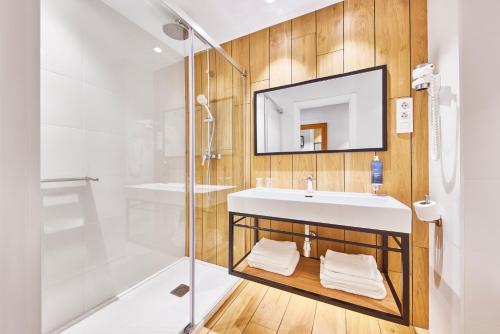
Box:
[255,66,386,155]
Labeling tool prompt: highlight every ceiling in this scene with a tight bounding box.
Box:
[166,0,344,44]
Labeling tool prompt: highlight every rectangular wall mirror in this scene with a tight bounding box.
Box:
[254,65,387,155]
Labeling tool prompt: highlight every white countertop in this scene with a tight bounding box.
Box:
[228,188,412,233]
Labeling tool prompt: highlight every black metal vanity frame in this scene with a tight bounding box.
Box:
[228,212,410,326]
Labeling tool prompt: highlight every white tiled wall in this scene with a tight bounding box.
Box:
[428,1,500,333]
[41,1,187,332]
[461,1,500,332]
[428,0,464,330]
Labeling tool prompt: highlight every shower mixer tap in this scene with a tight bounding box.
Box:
[201,151,222,166]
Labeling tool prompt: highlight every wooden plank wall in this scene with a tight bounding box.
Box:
[191,0,429,328]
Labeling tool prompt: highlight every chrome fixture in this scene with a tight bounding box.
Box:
[420,195,442,226]
[186,25,196,331]
[414,194,442,227]
[303,175,315,258]
[160,1,247,77]
[196,93,219,168]
[196,94,214,122]
[162,21,189,41]
[306,175,314,193]
[40,176,99,183]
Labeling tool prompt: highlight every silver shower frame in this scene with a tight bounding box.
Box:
[159,2,248,332]
[162,2,247,77]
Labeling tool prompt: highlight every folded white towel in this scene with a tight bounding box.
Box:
[320,256,383,284]
[324,249,381,282]
[256,238,297,251]
[248,250,300,276]
[319,256,387,299]
[320,257,385,290]
[249,238,298,267]
[320,279,387,300]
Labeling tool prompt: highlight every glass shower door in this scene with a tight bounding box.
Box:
[41,1,247,332]
[40,1,193,332]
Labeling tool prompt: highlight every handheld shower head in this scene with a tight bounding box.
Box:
[196,94,214,122]
[196,94,208,106]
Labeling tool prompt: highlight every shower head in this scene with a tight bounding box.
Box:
[196,94,208,106]
[162,21,189,41]
[196,94,214,122]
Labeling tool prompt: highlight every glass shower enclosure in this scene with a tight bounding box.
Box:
[40,1,247,333]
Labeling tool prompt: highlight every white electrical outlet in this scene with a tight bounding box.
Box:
[396,97,413,133]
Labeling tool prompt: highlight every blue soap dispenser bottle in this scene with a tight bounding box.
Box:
[371,155,383,194]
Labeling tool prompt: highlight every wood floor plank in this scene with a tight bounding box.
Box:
[205,281,249,329]
[210,281,268,333]
[312,302,346,334]
[379,319,413,334]
[244,323,277,334]
[206,280,421,334]
[277,295,316,334]
[197,326,210,334]
[250,288,291,331]
[346,310,381,334]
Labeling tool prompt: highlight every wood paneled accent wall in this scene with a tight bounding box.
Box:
[192,0,429,328]
[192,45,249,269]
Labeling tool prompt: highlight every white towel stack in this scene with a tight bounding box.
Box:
[320,250,387,300]
[248,238,300,276]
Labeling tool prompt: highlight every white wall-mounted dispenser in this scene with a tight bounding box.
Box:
[413,195,442,226]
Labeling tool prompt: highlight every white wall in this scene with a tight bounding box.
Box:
[460,1,500,333]
[265,99,282,152]
[428,0,464,333]
[0,1,41,333]
[428,1,500,333]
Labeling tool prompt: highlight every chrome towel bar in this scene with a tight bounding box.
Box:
[40,177,99,183]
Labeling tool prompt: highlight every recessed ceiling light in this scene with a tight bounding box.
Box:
[153,47,163,53]
[265,0,276,3]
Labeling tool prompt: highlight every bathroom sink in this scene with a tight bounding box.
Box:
[227,188,411,233]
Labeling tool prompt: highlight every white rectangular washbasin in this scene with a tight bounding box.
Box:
[227,188,412,233]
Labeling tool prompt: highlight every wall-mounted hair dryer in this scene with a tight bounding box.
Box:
[412,63,441,161]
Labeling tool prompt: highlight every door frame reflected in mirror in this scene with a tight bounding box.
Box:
[300,122,328,151]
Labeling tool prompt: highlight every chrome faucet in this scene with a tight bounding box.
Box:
[304,175,315,258]
[306,175,314,193]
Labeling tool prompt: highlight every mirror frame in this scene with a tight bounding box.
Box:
[253,65,388,156]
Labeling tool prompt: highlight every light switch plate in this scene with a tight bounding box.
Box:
[396,97,413,133]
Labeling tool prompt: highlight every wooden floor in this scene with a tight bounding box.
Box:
[199,281,429,334]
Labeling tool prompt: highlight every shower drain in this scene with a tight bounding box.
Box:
[170,284,190,297]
